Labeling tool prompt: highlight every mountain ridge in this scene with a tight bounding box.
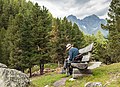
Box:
[67,14,108,37]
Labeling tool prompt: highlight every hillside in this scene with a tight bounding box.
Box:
[31,63,120,87]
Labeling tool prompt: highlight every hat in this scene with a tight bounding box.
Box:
[66,43,72,50]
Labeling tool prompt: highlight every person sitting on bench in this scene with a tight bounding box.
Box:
[62,43,79,74]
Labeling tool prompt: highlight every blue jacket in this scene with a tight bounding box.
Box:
[68,47,79,61]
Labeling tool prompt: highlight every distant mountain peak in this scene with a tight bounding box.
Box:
[67,14,78,23]
[90,14,99,18]
[83,14,100,21]
[68,14,75,17]
[67,14,108,37]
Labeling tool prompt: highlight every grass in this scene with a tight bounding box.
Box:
[31,72,66,87]
[44,63,58,69]
[65,63,120,87]
[31,63,120,87]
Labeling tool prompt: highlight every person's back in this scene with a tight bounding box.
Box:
[69,47,79,61]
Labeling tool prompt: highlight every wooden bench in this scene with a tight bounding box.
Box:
[71,43,94,78]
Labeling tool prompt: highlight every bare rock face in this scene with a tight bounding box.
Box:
[0,63,30,87]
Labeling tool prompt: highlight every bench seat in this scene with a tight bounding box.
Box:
[71,63,88,69]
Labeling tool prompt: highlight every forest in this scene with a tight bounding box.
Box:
[0,0,120,77]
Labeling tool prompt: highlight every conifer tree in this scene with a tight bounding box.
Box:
[105,0,120,63]
[50,17,85,64]
[31,3,52,74]
[49,18,60,63]
[71,23,84,48]
[93,31,109,63]
[0,28,9,64]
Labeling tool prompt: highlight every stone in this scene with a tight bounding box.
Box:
[0,63,7,68]
[71,43,94,79]
[88,62,102,69]
[85,82,102,87]
[72,68,92,79]
[69,78,76,81]
[71,63,88,69]
[0,66,30,87]
[79,43,94,54]
[81,52,91,62]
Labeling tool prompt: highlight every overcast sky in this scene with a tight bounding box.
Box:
[27,0,112,19]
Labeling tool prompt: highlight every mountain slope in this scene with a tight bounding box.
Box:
[67,14,108,37]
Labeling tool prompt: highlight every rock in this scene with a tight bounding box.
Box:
[88,62,102,69]
[85,82,102,87]
[0,66,30,87]
[69,78,76,81]
[72,68,92,79]
[71,63,88,69]
[0,63,7,68]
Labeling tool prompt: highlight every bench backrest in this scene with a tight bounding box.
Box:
[79,43,94,62]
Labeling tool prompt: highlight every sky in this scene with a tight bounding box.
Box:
[27,0,112,19]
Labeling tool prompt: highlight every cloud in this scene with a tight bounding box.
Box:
[27,0,112,19]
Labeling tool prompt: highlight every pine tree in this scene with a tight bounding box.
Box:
[93,31,109,63]
[49,18,60,63]
[105,0,120,63]
[0,27,9,65]
[31,3,52,75]
[71,23,84,48]
[0,29,3,63]
[49,17,85,65]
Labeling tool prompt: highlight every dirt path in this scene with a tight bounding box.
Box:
[53,77,68,87]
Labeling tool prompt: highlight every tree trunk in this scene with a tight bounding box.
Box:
[22,69,24,73]
[39,62,44,75]
[29,67,32,77]
[58,61,60,67]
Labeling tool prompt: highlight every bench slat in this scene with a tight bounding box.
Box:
[81,52,91,62]
[79,43,94,54]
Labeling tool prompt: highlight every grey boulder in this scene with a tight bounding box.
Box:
[0,63,30,87]
[0,63,7,68]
